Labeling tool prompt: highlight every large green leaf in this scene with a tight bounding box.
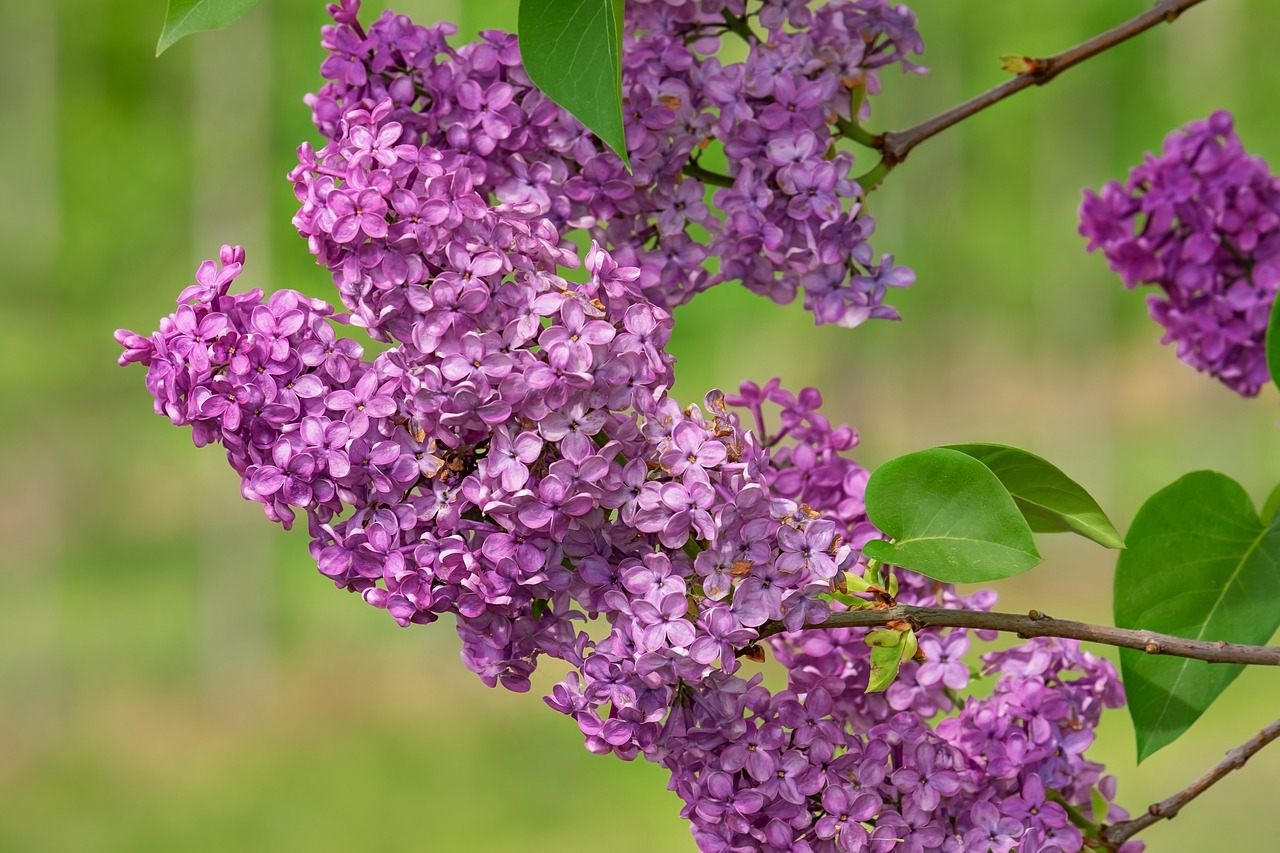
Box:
[518,0,629,167]
[1115,470,1280,762]
[156,0,261,56]
[862,448,1041,584]
[1268,289,1280,394]
[1262,482,1280,525]
[944,443,1125,549]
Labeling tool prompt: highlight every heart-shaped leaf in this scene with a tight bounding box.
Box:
[945,443,1125,549]
[518,0,629,167]
[1263,482,1280,524]
[156,0,261,56]
[1115,470,1280,762]
[862,448,1040,584]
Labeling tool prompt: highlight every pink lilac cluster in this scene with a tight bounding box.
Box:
[1080,110,1280,396]
[304,0,917,329]
[119,257,1133,849]
[116,2,1138,850]
[550,379,1134,852]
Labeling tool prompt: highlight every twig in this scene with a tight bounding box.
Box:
[834,115,878,149]
[1099,718,1280,850]
[757,604,1280,667]
[1045,789,1103,841]
[854,159,893,194]
[720,9,760,45]
[862,0,1209,174]
[682,160,734,188]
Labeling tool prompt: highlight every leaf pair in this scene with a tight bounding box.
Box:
[865,446,1280,762]
[862,444,1124,584]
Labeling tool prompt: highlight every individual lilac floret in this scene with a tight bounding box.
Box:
[1080,110,1280,396]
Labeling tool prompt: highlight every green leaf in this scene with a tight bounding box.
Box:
[817,589,868,608]
[843,572,875,594]
[944,443,1125,549]
[899,629,919,662]
[1089,786,1109,823]
[1115,470,1280,761]
[1267,288,1280,394]
[863,560,884,589]
[865,630,904,693]
[518,0,629,167]
[1263,482,1280,524]
[861,448,1041,584]
[156,0,261,56]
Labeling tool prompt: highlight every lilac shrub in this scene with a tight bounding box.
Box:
[117,1,1141,850]
[1080,111,1280,396]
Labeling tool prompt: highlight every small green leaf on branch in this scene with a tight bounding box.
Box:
[866,629,905,693]
[861,448,1041,584]
[1115,470,1280,761]
[899,627,919,662]
[518,0,630,167]
[817,589,871,609]
[156,0,261,56]
[1000,54,1041,74]
[843,571,875,594]
[944,443,1125,549]
[1089,786,1109,823]
[863,559,883,590]
[866,628,903,649]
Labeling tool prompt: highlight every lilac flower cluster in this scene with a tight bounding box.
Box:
[120,259,1132,847]
[114,248,398,532]
[657,629,1132,853]
[545,380,1134,852]
[304,0,917,328]
[117,2,1140,850]
[1080,110,1280,396]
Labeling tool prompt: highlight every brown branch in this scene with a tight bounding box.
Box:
[1099,718,1280,850]
[756,605,1280,667]
[870,0,1210,170]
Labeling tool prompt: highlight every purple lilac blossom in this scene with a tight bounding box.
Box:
[116,3,1141,851]
[120,256,1133,851]
[303,0,917,330]
[1080,110,1280,396]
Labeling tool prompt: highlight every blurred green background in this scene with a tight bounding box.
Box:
[2,0,1279,849]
